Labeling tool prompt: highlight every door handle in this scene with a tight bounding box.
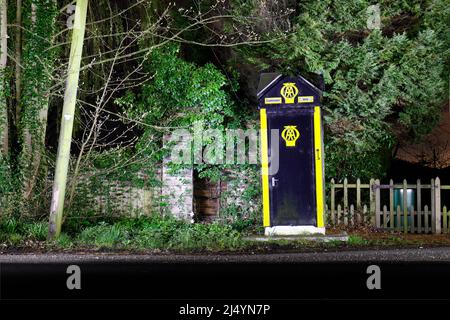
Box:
[271,177,279,187]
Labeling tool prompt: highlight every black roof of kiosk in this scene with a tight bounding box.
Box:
[257,73,323,105]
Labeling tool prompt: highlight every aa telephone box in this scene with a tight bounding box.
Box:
[258,73,325,235]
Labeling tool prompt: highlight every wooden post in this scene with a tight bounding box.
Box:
[375,179,380,228]
[435,177,441,234]
[396,205,401,232]
[424,205,429,234]
[356,178,361,211]
[363,205,368,224]
[344,206,348,226]
[357,204,362,224]
[383,205,387,229]
[344,178,348,221]
[369,178,375,225]
[331,178,335,225]
[48,0,89,239]
[389,179,394,230]
[350,204,354,226]
[411,206,415,233]
[431,178,435,233]
[403,179,408,233]
[443,206,447,234]
[337,204,342,225]
[417,179,422,233]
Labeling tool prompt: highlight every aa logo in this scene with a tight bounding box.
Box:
[281,126,300,147]
[280,83,299,103]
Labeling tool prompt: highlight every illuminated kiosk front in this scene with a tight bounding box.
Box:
[258,73,325,236]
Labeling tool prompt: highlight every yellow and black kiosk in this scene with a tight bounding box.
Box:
[258,73,325,235]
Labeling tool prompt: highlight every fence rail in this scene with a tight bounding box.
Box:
[327,177,450,234]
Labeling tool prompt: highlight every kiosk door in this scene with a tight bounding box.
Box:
[267,108,316,226]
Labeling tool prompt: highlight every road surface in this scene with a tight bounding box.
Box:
[2,246,450,263]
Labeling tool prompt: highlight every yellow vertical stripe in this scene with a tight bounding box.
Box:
[314,106,325,228]
[260,108,270,227]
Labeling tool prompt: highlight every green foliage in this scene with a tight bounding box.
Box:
[0,214,244,251]
[118,43,239,128]
[234,0,449,179]
[78,222,130,247]
[0,156,12,195]
[218,166,262,227]
[74,215,243,251]
[0,216,47,243]
[21,221,48,241]
[15,1,59,213]
[54,233,74,248]
[113,43,245,180]
[0,216,20,234]
[347,235,369,246]
[20,0,58,141]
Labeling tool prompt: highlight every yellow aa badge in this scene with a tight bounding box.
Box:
[281,126,300,147]
[280,83,299,104]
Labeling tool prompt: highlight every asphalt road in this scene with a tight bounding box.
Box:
[1,247,450,301]
[1,246,450,263]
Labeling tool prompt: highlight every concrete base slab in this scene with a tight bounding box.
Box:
[265,225,325,236]
[245,233,349,243]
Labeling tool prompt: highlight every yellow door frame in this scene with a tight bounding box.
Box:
[260,108,270,227]
[314,106,325,228]
[260,106,325,228]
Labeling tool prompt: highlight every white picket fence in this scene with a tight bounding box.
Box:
[327,177,450,234]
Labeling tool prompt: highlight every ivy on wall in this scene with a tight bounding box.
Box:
[113,43,245,182]
[18,0,58,203]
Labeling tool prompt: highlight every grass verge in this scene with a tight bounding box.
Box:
[1,214,247,252]
[1,215,450,253]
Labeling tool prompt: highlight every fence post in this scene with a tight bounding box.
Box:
[431,178,435,233]
[375,179,381,228]
[337,204,342,225]
[417,179,422,233]
[369,178,375,225]
[383,205,387,228]
[403,179,408,233]
[331,178,335,225]
[396,205,401,232]
[435,177,441,234]
[344,178,348,222]
[389,179,394,230]
[424,205,429,234]
[443,206,447,234]
[350,204,354,226]
[356,178,361,211]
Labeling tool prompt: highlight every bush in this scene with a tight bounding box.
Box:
[77,222,131,247]
[22,221,48,241]
[74,215,243,251]
[0,214,246,251]
[0,216,47,243]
